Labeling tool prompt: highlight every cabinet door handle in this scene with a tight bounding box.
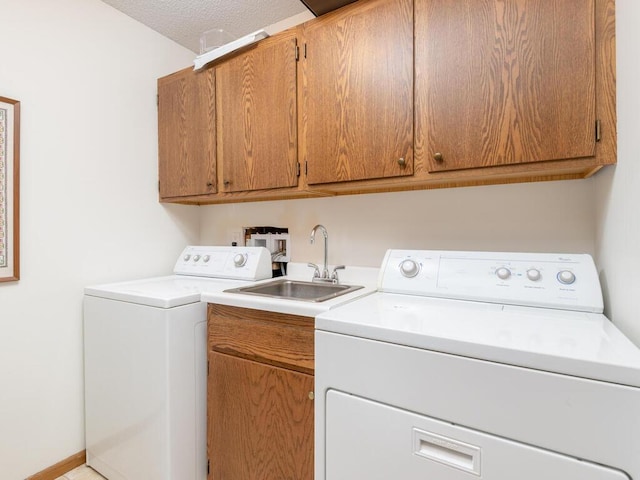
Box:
[308,391,315,400]
[433,152,443,162]
[397,157,406,167]
[223,180,231,186]
[206,182,213,188]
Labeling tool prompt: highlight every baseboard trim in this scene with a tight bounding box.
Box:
[26,450,86,480]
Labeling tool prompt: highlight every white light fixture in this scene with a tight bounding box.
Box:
[194,29,269,70]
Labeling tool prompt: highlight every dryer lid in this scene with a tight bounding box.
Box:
[316,292,640,388]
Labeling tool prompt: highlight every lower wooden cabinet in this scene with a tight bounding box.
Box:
[207,304,314,480]
[208,352,314,479]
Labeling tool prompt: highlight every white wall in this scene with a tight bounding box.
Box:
[200,179,596,268]
[0,1,198,478]
[595,0,640,346]
[0,0,634,477]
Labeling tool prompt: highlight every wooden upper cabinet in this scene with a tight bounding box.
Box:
[301,0,414,185]
[416,0,597,172]
[157,0,614,205]
[216,31,299,193]
[158,67,216,198]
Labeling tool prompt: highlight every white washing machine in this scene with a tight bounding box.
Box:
[83,246,272,480]
[315,250,640,480]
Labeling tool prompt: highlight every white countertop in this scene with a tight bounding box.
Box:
[200,263,379,317]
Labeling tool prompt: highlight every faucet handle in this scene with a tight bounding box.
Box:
[307,262,321,279]
[330,265,346,283]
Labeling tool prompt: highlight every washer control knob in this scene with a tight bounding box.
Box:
[203,255,211,263]
[233,253,248,267]
[495,267,511,280]
[193,254,201,262]
[557,270,576,285]
[399,259,420,278]
[183,254,191,261]
[527,268,541,281]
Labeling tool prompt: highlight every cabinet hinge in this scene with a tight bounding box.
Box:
[207,460,210,475]
[295,44,300,61]
[296,162,301,177]
[156,94,159,107]
[207,360,209,375]
[158,180,160,192]
[595,119,602,142]
[304,43,307,59]
[305,161,308,175]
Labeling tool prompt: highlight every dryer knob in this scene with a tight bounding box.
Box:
[399,259,420,278]
[233,253,248,267]
[557,270,576,285]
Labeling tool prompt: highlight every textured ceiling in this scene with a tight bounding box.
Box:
[100,0,311,53]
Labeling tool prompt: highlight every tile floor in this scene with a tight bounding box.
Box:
[55,465,106,480]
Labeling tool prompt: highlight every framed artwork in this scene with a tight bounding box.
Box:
[0,96,20,282]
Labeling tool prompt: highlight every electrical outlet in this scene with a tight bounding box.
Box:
[230,230,242,246]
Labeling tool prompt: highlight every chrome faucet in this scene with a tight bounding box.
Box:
[310,224,329,280]
[309,224,345,283]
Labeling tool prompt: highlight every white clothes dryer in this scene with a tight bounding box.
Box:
[83,246,271,480]
[315,250,640,480]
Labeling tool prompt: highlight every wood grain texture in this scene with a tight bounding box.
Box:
[160,186,334,205]
[208,304,314,374]
[594,0,616,165]
[216,32,299,193]
[416,0,596,172]
[208,352,314,480]
[158,67,216,198]
[159,0,615,206]
[26,451,86,480]
[301,0,414,184]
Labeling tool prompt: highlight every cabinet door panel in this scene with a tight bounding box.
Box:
[208,352,314,480]
[216,33,299,192]
[158,68,216,197]
[416,0,596,172]
[302,0,414,185]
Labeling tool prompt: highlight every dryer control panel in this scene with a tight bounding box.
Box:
[379,250,603,313]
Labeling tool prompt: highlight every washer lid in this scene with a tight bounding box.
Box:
[316,293,640,388]
[84,275,248,308]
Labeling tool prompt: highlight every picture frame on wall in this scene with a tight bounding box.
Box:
[0,96,20,282]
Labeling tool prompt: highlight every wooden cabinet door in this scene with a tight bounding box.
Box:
[158,68,216,198]
[416,0,597,172]
[208,352,314,480]
[216,31,299,192]
[301,0,414,185]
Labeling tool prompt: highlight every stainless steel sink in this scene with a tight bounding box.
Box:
[224,279,364,303]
